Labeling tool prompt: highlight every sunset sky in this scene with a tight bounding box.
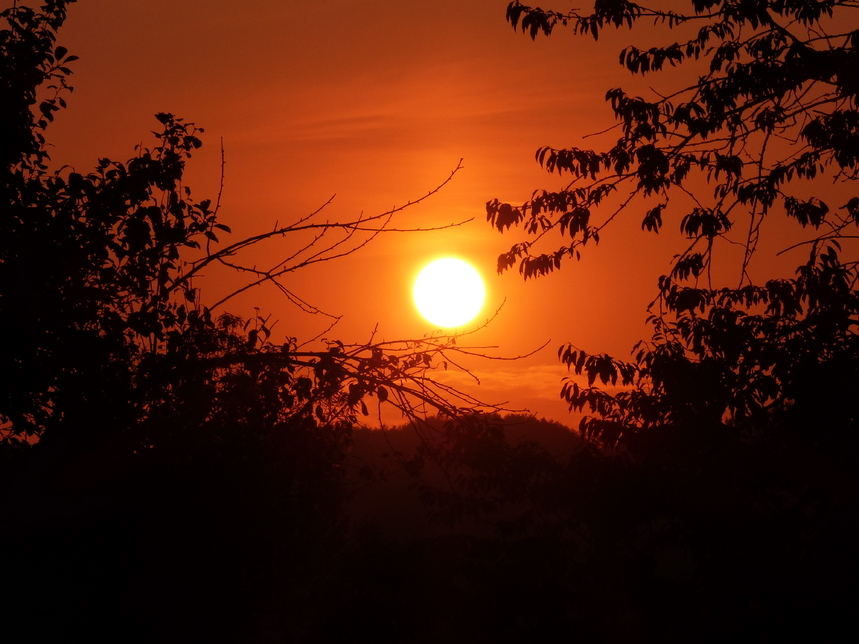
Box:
[38,0,828,422]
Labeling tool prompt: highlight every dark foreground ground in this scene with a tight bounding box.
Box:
[2,415,857,643]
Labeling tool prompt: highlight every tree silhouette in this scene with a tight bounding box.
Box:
[489,0,858,448]
[0,2,498,639]
[444,1,859,639]
[0,1,498,449]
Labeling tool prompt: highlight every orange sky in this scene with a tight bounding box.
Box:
[36,0,839,424]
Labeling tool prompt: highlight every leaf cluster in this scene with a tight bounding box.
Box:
[487,1,859,453]
[0,1,77,169]
[494,0,859,283]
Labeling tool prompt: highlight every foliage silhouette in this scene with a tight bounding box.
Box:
[0,0,495,451]
[490,0,859,447]
[0,2,501,640]
[431,1,859,640]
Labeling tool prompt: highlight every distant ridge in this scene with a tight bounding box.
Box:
[346,414,582,538]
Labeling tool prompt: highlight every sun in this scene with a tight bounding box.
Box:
[413,258,485,328]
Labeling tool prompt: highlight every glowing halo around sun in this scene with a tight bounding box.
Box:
[413,258,485,328]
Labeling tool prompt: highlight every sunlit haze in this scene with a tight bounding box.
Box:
[38,0,827,422]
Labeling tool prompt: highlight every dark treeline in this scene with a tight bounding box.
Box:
[344,410,859,643]
[348,414,583,539]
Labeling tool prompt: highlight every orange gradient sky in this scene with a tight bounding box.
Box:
[36,0,834,423]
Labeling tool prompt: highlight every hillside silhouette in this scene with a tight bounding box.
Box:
[347,414,582,539]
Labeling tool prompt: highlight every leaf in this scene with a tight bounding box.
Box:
[642,203,665,232]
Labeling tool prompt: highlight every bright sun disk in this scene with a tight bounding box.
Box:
[413,258,485,327]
